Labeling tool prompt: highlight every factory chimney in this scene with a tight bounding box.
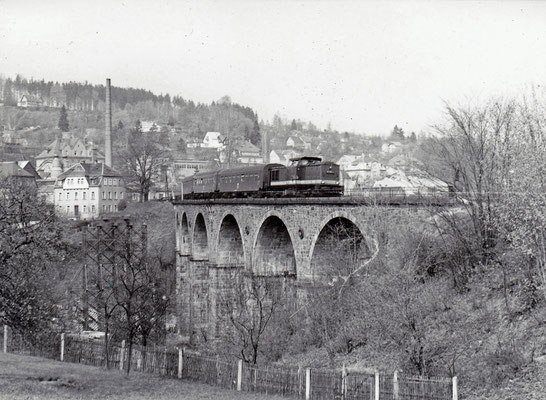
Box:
[105,78,113,167]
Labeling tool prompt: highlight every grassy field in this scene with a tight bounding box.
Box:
[0,352,286,400]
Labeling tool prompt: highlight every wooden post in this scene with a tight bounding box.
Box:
[341,364,347,400]
[120,340,125,371]
[216,354,221,385]
[178,347,183,379]
[237,359,243,391]
[374,371,380,400]
[298,366,302,398]
[393,370,399,400]
[60,333,65,361]
[3,325,7,353]
[305,368,311,400]
[452,376,458,400]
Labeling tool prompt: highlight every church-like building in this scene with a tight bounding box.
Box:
[35,133,105,179]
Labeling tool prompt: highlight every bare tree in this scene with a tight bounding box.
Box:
[119,131,166,202]
[225,271,289,364]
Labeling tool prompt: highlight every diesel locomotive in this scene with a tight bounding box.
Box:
[181,156,343,199]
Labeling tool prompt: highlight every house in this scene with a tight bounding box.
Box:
[230,140,263,164]
[54,162,126,220]
[17,161,41,180]
[35,133,104,178]
[286,135,311,151]
[269,149,303,165]
[373,169,450,195]
[337,155,363,171]
[387,154,425,172]
[2,131,28,146]
[17,94,43,108]
[141,121,161,133]
[0,161,37,187]
[186,138,202,149]
[341,158,387,191]
[202,132,225,149]
[172,158,216,180]
[381,141,403,154]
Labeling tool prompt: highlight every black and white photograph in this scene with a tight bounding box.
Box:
[0,1,545,399]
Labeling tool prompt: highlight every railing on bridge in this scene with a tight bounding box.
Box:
[170,187,460,206]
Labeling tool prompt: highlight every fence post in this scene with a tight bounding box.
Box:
[60,333,65,362]
[305,368,311,400]
[216,354,221,385]
[374,371,379,400]
[120,340,125,371]
[341,364,347,400]
[393,370,399,400]
[3,325,7,353]
[237,359,243,391]
[178,347,183,379]
[452,376,458,400]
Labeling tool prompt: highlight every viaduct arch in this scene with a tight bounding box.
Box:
[173,198,417,342]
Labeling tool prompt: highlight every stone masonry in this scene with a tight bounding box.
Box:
[173,198,411,343]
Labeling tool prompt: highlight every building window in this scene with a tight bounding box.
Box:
[114,205,118,212]
[66,192,70,200]
[83,192,86,200]
[91,192,95,200]
[66,206,70,214]
[108,192,111,200]
[58,193,62,201]
[102,192,106,200]
[114,192,118,200]
[83,205,87,213]
[103,205,106,212]
[108,205,111,212]
[121,192,124,199]
[75,192,78,200]
[92,205,96,214]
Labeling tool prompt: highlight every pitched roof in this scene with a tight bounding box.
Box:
[233,140,260,153]
[36,136,104,159]
[56,162,123,181]
[0,162,35,178]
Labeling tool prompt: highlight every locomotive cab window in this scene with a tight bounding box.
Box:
[271,170,280,181]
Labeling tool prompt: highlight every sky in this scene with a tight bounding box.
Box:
[1,0,546,135]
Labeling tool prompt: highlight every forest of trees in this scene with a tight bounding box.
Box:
[0,75,261,147]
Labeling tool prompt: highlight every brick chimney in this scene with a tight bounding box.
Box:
[105,78,112,167]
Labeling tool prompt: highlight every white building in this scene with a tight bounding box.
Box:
[373,170,450,195]
[54,162,126,220]
[201,132,225,149]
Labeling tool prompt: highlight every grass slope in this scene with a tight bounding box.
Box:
[0,353,285,400]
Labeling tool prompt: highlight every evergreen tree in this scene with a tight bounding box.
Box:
[290,119,298,131]
[391,125,405,140]
[58,105,69,132]
[250,118,261,146]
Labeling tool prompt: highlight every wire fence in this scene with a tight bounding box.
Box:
[1,325,456,400]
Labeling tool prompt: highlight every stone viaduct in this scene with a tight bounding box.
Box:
[172,197,430,343]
